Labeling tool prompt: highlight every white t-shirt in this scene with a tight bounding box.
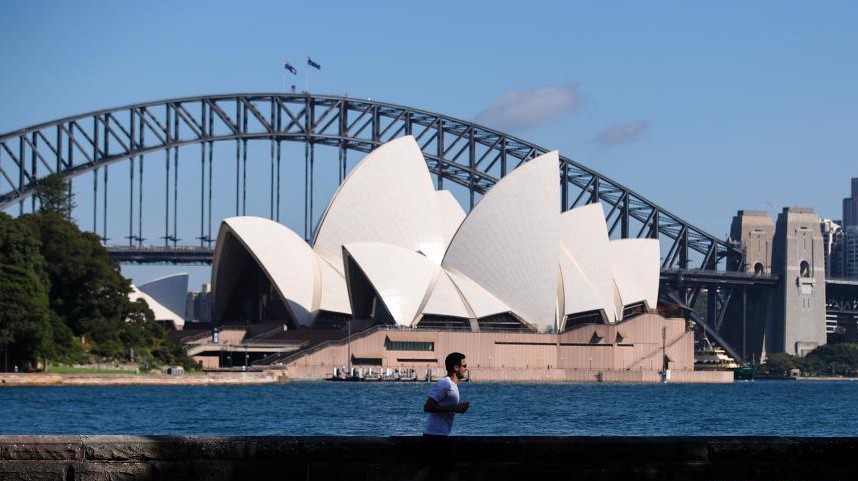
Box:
[423,376,460,436]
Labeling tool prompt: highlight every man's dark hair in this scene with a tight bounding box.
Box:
[445,352,465,373]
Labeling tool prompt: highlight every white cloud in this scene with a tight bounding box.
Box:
[474,84,578,131]
[596,121,650,146]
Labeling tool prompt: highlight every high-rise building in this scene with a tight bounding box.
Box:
[844,177,858,228]
[820,219,842,277]
[842,226,858,279]
[185,283,212,323]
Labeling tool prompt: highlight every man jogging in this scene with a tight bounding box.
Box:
[414,352,470,480]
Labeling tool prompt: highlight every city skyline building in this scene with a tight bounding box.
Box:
[840,226,858,280]
[186,283,212,323]
[831,178,858,279]
[821,218,842,278]
[843,177,858,228]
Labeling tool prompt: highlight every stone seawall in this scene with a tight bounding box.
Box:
[0,371,285,387]
[1,436,856,480]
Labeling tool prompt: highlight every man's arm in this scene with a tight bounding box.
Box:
[423,397,469,414]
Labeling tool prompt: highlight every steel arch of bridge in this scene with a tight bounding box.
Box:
[0,93,742,271]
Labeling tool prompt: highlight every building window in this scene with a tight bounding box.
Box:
[800,261,811,278]
[563,310,605,332]
[351,356,382,366]
[384,337,434,351]
[754,263,764,275]
[621,302,646,320]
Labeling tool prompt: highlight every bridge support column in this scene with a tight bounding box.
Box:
[771,208,827,356]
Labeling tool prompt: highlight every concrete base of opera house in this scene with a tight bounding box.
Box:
[278,313,734,384]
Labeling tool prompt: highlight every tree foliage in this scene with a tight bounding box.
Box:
[762,343,858,377]
[0,179,192,371]
[0,264,52,368]
[34,173,74,218]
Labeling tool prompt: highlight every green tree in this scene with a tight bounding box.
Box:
[3,177,193,370]
[0,264,52,369]
[802,343,858,375]
[18,212,131,337]
[17,211,193,369]
[761,352,795,376]
[0,211,45,277]
[34,173,74,218]
[0,212,56,368]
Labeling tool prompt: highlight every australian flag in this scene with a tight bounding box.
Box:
[307,56,321,70]
[284,61,297,75]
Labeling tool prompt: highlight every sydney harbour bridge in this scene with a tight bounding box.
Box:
[2,93,856,362]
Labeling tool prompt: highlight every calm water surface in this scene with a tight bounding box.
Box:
[1,381,856,436]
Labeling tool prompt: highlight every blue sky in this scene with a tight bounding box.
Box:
[2,0,856,288]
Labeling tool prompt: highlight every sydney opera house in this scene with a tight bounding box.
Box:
[203,136,727,382]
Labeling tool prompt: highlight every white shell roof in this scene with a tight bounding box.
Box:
[560,203,618,322]
[317,256,351,315]
[213,216,320,327]
[434,190,466,248]
[129,286,185,330]
[342,242,440,327]
[313,136,447,266]
[207,136,660,332]
[421,270,473,319]
[609,238,660,311]
[445,270,510,318]
[138,273,188,322]
[558,244,604,323]
[442,151,561,330]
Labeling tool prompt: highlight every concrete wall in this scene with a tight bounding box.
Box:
[3,435,858,480]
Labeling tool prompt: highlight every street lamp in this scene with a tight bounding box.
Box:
[346,318,352,378]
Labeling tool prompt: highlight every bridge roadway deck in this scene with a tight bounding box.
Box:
[659,268,779,287]
[107,246,215,265]
[107,246,784,286]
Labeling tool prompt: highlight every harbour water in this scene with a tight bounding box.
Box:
[1,381,856,436]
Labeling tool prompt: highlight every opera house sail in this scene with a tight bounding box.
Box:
[202,135,722,382]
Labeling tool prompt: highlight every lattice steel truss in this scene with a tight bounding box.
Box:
[0,93,743,271]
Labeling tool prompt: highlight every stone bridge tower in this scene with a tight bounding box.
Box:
[771,208,827,356]
[729,210,774,274]
[726,208,827,360]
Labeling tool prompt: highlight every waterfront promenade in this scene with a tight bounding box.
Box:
[0,371,285,387]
